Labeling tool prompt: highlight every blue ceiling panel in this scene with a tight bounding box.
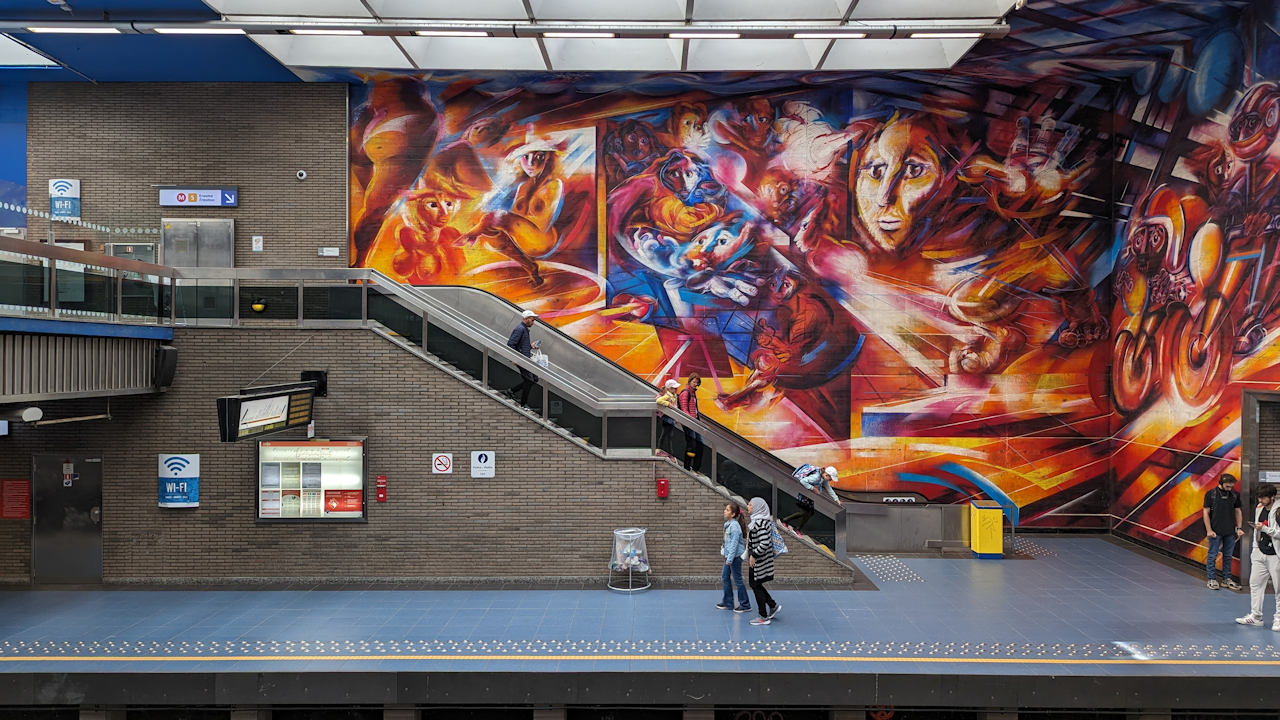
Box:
[0,0,217,22]
[12,34,298,81]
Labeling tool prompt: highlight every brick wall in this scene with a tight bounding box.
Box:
[1258,400,1280,494]
[26,83,348,268]
[0,326,847,583]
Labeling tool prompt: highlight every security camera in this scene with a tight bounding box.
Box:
[296,170,308,181]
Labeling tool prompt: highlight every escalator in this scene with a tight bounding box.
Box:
[0,234,853,569]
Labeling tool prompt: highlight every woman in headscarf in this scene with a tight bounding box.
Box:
[746,496,780,625]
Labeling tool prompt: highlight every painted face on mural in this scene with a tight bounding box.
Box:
[405,194,460,229]
[519,150,552,177]
[1228,82,1280,162]
[735,98,775,148]
[658,150,725,206]
[684,222,753,272]
[674,105,708,148]
[855,118,944,254]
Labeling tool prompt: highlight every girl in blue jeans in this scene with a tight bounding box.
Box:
[716,503,751,612]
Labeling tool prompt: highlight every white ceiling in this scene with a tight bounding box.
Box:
[206,0,1015,22]
[120,0,1018,72]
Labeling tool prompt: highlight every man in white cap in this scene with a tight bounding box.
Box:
[506,309,541,407]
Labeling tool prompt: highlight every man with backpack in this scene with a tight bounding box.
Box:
[1203,473,1244,590]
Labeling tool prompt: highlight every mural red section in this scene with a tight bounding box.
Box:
[348,69,1115,532]
[346,0,1280,566]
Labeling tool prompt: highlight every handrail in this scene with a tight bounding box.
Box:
[0,241,852,565]
[0,235,173,276]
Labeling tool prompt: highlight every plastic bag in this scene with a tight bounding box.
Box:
[531,349,550,369]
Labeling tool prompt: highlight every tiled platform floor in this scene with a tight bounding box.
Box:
[0,536,1275,678]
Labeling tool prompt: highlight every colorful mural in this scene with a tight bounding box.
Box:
[347,0,1280,564]
[348,68,1116,532]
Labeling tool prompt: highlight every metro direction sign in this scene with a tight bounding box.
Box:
[159,187,238,207]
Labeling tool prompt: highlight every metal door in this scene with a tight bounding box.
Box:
[161,218,234,267]
[31,454,103,584]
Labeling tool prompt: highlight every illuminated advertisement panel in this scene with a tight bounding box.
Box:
[257,438,366,522]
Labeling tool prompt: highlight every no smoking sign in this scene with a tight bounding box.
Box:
[431,453,453,474]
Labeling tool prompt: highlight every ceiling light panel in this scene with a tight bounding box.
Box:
[369,0,529,20]
[685,38,827,71]
[251,34,414,68]
[823,36,978,69]
[530,0,685,21]
[205,0,374,17]
[847,0,1016,20]
[0,35,57,66]
[399,36,545,70]
[693,0,849,21]
[543,37,681,71]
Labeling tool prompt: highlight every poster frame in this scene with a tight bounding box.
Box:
[255,435,368,525]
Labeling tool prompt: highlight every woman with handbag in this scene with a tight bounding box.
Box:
[746,496,781,625]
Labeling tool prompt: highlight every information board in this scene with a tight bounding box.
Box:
[217,382,315,442]
[257,439,366,522]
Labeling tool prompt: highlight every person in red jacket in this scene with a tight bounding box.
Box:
[677,373,704,472]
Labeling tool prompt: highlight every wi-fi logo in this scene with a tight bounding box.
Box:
[50,180,74,196]
[164,456,190,475]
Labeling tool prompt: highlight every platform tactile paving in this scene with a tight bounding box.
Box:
[853,554,925,583]
[5,638,1271,661]
[1011,537,1058,557]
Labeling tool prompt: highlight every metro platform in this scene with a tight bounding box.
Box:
[1,535,1278,712]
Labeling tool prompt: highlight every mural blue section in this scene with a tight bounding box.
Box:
[0,81,25,229]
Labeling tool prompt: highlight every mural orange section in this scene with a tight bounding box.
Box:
[345,0,1280,562]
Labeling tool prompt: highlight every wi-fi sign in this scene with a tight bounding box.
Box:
[50,179,77,197]
[164,456,190,475]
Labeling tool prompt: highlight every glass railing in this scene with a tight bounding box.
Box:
[0,236,852,566]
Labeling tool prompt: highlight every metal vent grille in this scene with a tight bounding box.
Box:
[0,333,158,402]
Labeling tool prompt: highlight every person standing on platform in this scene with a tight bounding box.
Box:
[506,309,540,407]
[1204,473,1244,590]
[655,379,680,457]
[1236,484,1280,630]
[746,496,780,625]
[677,373,705,472]
[716,503,751,613]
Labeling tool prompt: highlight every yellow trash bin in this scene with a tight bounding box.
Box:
[970,500,1004,558]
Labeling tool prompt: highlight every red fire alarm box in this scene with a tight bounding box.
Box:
[656,477,668,499]
[376,474,387,503]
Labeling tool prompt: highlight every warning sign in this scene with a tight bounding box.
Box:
[432,453,453,474]
[1,480,29,519]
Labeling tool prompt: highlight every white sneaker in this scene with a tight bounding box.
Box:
[1236,614,1264,626]
[1272,620,1280,632]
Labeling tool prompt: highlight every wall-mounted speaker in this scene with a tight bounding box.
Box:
[154,345,178,389]
[301,370,328,397]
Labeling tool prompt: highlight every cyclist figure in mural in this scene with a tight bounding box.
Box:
[461,133,567,287]
[1178,82,1280,368]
